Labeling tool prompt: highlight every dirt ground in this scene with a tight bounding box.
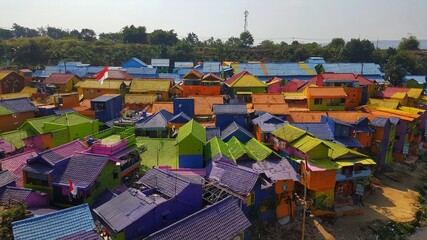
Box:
[254,160,427,240]
[306,162,426,240]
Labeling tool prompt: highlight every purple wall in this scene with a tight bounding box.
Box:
[26,191,49,207]
[378,121,391,166]
[394,120,408,153]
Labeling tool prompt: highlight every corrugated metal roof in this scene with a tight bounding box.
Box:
[290,123,334,141]
[130,79,171,93]
[252,158,298,181]
[0,98,38,115]
[151,59,170,67]
[125,94,158,104]
[202,61,221,73]
[321,63,382,75]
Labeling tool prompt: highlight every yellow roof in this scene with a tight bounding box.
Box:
[399,106,426,114]
[129,79,171,93]
[78,80,129,89]
[0,72,12,80]
[283,92,307,100]
[334,158,376,168]
[125,94,158,104]
[407,88,423,99]
[20,86,37,94]
[390,92,408,99]
[0,93,32,100]
[367,98,399,109]
[375,106,420,119]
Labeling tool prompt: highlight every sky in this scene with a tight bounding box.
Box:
[1,0,426,44]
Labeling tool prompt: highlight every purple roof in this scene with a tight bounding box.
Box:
[0,186,32,205]
[147,197,251,240]
[252,112,285,125]
[137,168,191,198]
[1,150,38,187]
[207,161,258,195]
[291,123,334,141]
[0,170,17,188]
[94,188,162,232]
[334,137,363,148]
[252,159,298,182]
[0,139,15,154]
[38,140,87,166]
[0,97,38,114]
[51,153,109,189]
[136,109,173,130]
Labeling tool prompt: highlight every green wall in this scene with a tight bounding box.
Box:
[86,161,121,205]
[178,136,203,155]
[309,98,345,111]
[308,144,329,160]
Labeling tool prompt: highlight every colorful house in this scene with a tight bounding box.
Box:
[168,84,183,98]
[251,94,289,117]
[77,79,129,99]
[221,121,255,143]
[378,87,423,107]
[124,94,158,111]
[91,94,123,122]
[0,70,25,94]
[224,71,267,99]
[321,116,363,148]
[129,78,172,101]
[402,75,426,89]
[12,204,100,240]
[122,57,148,68]
[0,150,38,187]
[136,109,174,138]
[0,98,39,132]
[94,168,202,240]
[306,87,347,111]
[182,70,221,97]
[213,104,248,130]
[18,69,33,86]
[284,92,308,111]
[0,138,15,158]
[252,113,286,144]
[43,73,80,93]
[146,197,251,240]
[267,78,307,93]
[176,119,206,168]
[369,117,399,166]
[0,186,49,207]
[191,96,224,121]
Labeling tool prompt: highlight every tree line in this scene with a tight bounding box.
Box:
[0,23,426,85]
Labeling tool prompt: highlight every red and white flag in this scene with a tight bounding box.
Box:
[96,66,109,85]
[69,179,78,196]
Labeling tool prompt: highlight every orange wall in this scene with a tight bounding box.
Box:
[254,125,263,142]
[182,85,220,97]
[356,132,373,148]
[82,88,119,99]
[301,165,336,192]
[345,87,362,109]
[0,111,35,132]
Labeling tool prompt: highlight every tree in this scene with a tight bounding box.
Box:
[398,35,419,50]
[0,28,13,39]
[0,204,29,239]
[99,32,124,43]
[170,40,195,61]
[122,25,148,44]
[345,38,375,62]
[225,37,242,48]
[240,31,254,47]
[328,38,345,48]
[384,61,405,86]
[258,40,276,49]
[46,27,69,39]
[69,29,81,39]
[184,32,200,45]
[149,29,178,46]
[80,28,96,41]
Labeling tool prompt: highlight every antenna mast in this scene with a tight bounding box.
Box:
[244,10,249,32]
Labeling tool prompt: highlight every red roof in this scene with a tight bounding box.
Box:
[224,71,249,85]
[289,79,308,90]
[44,73,77,85]
[0,150,38,187]
[316,73,375,86]
[380,87,411,98]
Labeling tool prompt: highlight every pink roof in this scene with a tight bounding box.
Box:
[44,73,77,85]
[290,79,307,89]
[39,140,88,165]
[0,150,38,187]
[0,139,15,154]
[315,73,375,86]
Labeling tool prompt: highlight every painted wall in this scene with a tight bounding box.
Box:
[82,88,121,99]
[182,85,220,97]
[215,115,247,130]
[308,98,346,111]
[345,87,362,109]
[393,120,408,153]
[0,111,35,132]
[0,72,25,94]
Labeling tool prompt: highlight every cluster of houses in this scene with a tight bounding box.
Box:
[0,57,426,239]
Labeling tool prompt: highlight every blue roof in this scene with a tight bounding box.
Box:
[158,73,181,82]
[207,160,258,195]
[306,57,326,64]
[0,98,38,114]
[334,137,363,148]
[12,204,96,240]
[403,75,426,84]
[236,63,316,78]
[213,104,247,115]
[320,63,382,75]
[366,75,385,83]
[221,122,254,143]
[122,57,148,68]
[146,197,251,240]
[206,127,221,141]
[136,109,173,130]
[291,123,334,141]
[169,112,191,124]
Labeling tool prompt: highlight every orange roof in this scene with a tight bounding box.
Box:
[73,99,91,112]
[251,94,284,104]
[287,111,326,123]
[253,103,289,115]
[191,96,223,116]
[202,73,222,81]
[308,87,347,98]
[183,70,203,80]
[368,109,414,121]
[151,102,173,114]
[327,111,371,123]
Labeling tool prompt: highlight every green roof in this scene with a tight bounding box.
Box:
[334,158,376,167]
[292,135,324,153]
[245,138,279,161]
[0,106,13,116]
[51,113,97,126]
[204,137,233,160]
[322,140,367,160]
[308,159,339,170]
[0,129,32,149]
[271,124,311,142]
[20,115,58,134]
[176,119,206,144]
[226,136,248,160]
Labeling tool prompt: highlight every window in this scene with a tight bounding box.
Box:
[314,98,322,105]
[246,192,255,206]
[113,170,119,179]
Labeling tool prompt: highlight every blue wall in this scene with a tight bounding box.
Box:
[92,95,123,122]
[179,155,203,168]
[173,98,195,118]
[216,115,247,131]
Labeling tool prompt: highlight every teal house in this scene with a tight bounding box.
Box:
[176,119,206,168]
